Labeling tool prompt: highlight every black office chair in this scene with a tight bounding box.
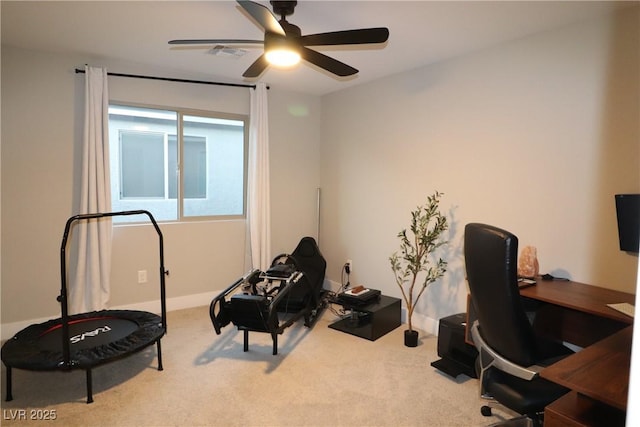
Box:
[464,223,573,426]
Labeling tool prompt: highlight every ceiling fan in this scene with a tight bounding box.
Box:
[169,0,390,78]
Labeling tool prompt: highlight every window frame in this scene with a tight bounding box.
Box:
[108,101,249,223]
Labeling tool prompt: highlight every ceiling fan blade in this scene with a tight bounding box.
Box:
[301,47,358,77]
[243,54,270,78]
[237,0,285,36]
[300,27,389,46]
[169,39,263,45]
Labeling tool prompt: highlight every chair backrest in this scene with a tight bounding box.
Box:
[290,236,326,296]
[270,236,326,312]
[464,223,537,367]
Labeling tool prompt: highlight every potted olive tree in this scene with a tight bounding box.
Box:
[390,191,449,347]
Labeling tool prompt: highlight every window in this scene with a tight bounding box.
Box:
[108,105,247,222]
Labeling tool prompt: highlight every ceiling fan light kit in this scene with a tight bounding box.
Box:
[264,33,301,67]
[265,49,300,67]
[169,0,389,79]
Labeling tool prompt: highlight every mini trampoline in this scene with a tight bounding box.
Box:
[1,210,168,403]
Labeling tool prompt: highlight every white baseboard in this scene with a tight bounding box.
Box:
[1,287,441,342]
[112,290,218,314]
[325,279,342,292]
[1,291,219,341]
[409,311,439,336]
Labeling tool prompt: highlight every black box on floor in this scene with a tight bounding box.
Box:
[329,295,401,341]
[431,313,478,378]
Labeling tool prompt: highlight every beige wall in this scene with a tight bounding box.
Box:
[1,46,322,331]
[1,7,638,337]
[319,7,639,333]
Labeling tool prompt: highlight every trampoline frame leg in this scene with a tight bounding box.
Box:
[5,365,13,401]
[156,339,164,371]
[86,369,93,404]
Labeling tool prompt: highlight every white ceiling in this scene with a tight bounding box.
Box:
[1,1,630,96]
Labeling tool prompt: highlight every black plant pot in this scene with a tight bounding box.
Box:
[404,329,419,347]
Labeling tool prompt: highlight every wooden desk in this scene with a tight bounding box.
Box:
[519,280,634,427]
[519,279,634,325]
[542,326,632,426]
[465,279,634,347]
[519,279,634,348]
[542,326,632,411]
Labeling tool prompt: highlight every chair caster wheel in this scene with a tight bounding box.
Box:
[481,406,492,417]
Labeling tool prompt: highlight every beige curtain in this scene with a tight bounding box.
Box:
[70,65,112,313]
[245,82,271,271]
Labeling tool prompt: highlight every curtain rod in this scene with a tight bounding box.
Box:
[74,68,261,89]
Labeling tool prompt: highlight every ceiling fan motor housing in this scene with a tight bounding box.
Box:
[270,1,297,18]
[265,31,299,54]
[279,20,301,38]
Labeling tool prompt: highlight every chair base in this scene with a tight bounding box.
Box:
[481,401,542,427]
[487,415,534,427]
[431,357,477,379]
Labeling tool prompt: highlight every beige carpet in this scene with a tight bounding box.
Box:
[1,305,516,426]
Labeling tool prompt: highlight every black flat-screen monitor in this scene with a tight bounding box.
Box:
[615,194,639,253]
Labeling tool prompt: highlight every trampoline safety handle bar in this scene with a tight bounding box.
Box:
[59,210,168,368]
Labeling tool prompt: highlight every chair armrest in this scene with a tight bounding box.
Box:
[471,321,542,381]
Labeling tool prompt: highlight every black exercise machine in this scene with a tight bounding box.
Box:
[209,237,326,355]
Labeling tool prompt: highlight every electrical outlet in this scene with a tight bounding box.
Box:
[137,270,148,284]
[346,259,353,274]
